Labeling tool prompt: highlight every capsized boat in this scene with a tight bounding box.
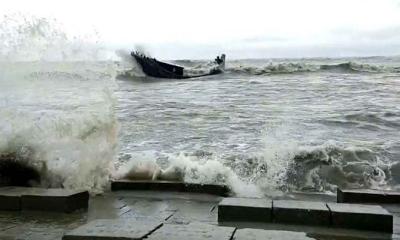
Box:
[131,51,225,79]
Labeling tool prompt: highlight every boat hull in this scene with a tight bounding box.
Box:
[131,52,223,79]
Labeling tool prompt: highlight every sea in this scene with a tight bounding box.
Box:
[1,17,400,197]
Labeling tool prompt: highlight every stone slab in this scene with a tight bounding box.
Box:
[165,199,217,224]
[273,200,330,226]
[111,180,230,196]
[21,188,89,213]
[233,228,315,240]
[146,222,236,240]
[327,203,393,232]
[0,226,64,240]
[0,187,89,213]
[218,197,272,222]
[383,191,400,203]
[337,188,400,203]
[63,219,163,240]
[0,187,25,210]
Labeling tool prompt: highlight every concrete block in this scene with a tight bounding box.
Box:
[21,188,89,213]
[0,187,89,213]
[218,197,272,222]
[63,219,162,240]
[0,186,24,210]
[327,203,393,232]
[273,200,330,226]
[383,191,400,203]
[337,188,398,203]
[111,180,230,196]
[233,228,315,240]
[146,222,236,240]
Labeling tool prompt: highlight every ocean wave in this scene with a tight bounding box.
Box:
[114,151,263,197]
[283,144,389,192]
[319,62,390,73]
[113,141,393,197]
[344,113,400,129]
[222,138,391,194]
[320,112,400,131]
[226,62,315,75]
[225,61,400,75]
[0,106,118,194]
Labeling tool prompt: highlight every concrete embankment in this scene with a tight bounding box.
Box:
[0,182,399,239]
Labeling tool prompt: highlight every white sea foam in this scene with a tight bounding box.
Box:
[114,151,263,197]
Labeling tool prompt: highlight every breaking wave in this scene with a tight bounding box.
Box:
[284,144,389,192]
[224,142,391,195]
[0,14,120,194]
[0,83,119,194]
[114,151,263,197]
[113,139,393,197]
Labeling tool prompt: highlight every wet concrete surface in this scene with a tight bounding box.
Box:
[0,187,89,212]
[0,190,399,239]
[273,200,331,226]
[338,188,400,204]
[218,197,272,222]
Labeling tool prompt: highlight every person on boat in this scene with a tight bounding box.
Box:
[215,56,223,65]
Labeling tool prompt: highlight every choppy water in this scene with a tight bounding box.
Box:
[1,56,400,196]
[116,57,400,196]
[1,16,400,196]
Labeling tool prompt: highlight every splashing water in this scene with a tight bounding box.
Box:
[0,14,113,61]
[0,14,121,194]
[0,61,120,193]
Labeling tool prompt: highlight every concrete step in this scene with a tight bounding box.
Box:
[327,202,393,232]
[218,197,272,222]
[0,186,89,213]
[218,197,393,232]
[273,200,330,226]
[111,180,230,196]
[338,188,400,204]
[0,186,27,210]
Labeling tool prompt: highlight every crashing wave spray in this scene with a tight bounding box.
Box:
[0,77,119,193]
[114,151,263,197]
[0,14,121,194]
[0,13,113,61]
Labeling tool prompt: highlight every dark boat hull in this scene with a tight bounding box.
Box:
[131,52,223,79]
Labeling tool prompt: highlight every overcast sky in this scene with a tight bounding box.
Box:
[2,0,400,59]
